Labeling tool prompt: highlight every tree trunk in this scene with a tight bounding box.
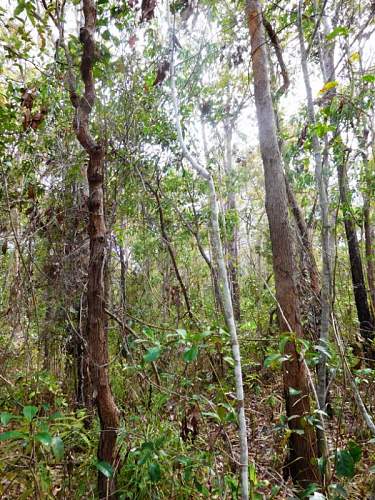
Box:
[153,186,194,323]
[338,160,375,356]
[224,123,241,321]
[364,197,375,314]
[87,139,119,499]
[9,207,23,345]
[188,218,225,316]
[65,0,119,496]
[297,1,331,463]
[284,177,320,297]
[119,244,128,321]
[171,36,249,499]
[360,129,375,314]
[246,0,319,485]
[317,11,375,359]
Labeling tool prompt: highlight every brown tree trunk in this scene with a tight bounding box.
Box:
[316,13,375,360]
[337,160,375,358]
[246,0,319,485]
[65,0,119,496]
[364,200,375,314]
[360,129,375,315]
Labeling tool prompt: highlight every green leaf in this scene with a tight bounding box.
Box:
[201,411,221,423]
[300,483,320,498]
[95,460,113,478]
[138,442,154,465]
[278,334,290,354]
[248,462,257,483]
[183,345,199,363]
[362,74,375,83]
[270,485,281,497]
[176,328,187,340]
[14,0,25,16]
[0,430,26,441]
[289,387,302,396]
[326,26,350,41]
[329,483,348,497]
[314,344,332,359]
[23,405,38,422]
[49,411,63,420]
[347,441,362,463]
[0,412,14,426]
[143,346,161,363]
[223,355,234,367]
[36,432,52,446]
[148,462,161,482]
[336,449,355,478]
[102,30,111,41]
[264,353,281,368]
[264,353,290,368]
[51,436,64,461]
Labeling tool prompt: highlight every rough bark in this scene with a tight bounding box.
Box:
[266,33,321,336]
[65,0,119,496]
[247,0,319,485]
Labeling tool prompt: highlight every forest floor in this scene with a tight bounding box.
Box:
[238,372,375,499]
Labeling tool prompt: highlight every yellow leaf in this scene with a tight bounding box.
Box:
[319,80,338,94]
[349,52,360,63]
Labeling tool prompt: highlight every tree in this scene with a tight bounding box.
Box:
[170,26,249,499]
[297,1,332,461]
[61,0,120,496]
[316,7,375,361]
[246,0,319,485]
[223,116,241,322]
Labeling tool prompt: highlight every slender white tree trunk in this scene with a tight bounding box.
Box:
[297,0,332,418]
[170,33,249,500]
[208,176,249,498]
[223,122,241,321]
